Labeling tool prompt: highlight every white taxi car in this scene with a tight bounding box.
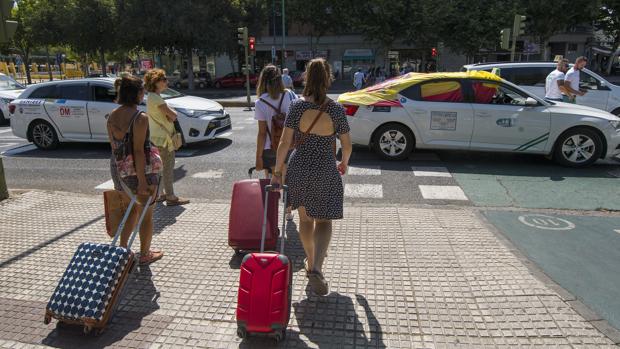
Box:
[8,78,231,149]
[0,73,25,124]
[337,71,620,167]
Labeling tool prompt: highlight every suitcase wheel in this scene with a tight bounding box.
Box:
[274,329,286,343]
[234,249,241,255]
[236,326,247,339]
[43,314,51,325]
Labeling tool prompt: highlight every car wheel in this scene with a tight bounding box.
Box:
[0,110,7,125]
[611,107,620,117]
[198,82,206,89]
[215,81,222,88]
[29,120,59,150]
[372,123,414,160]
[174,82,181,89]
[553,127,602,167]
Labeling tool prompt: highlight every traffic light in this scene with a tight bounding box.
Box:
[237,27,248,47]
[0,0,17,43]
[249,36,255,55]
[431,47,437,57]
[513,14,527,36]
[500,28,511,50]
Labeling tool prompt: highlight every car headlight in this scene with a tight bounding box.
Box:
[176,108,224,118]
[610,120,620,130]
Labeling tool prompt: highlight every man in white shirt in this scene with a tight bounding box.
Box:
[281,68,294,90]
[353,68,365,90]
[544,58,570,101]
[562,56,588,103]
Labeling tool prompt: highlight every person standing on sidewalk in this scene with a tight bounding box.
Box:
[144,69,189,206]
[353,68,365,90]
[254,64,297,220]
[544,58,570,102]
[282,68,294,91]
[107,75,163,265]
[562,56,588,104]
[271,58,353,296]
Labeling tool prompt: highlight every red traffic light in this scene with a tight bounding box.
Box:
[431,47,437,57]
[249,36,255,53]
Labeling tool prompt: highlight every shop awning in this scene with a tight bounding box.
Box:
[343,49,374,60]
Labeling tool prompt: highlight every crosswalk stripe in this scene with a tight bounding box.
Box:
[95,180,115,190]
[348,165,381,176]
[412,166,452,177]
[0,129,13,134]
[192,170,224,179]
[233,126,245,130]
[0,142,18,148]
[344,184,383,198]
[419,185,468,201]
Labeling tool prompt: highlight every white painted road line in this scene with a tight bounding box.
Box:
[233,126,245,130]
[0,144,37,156]
[419,185,468,201]
[95,180,115,190]
[412,166,452,177]
[608,169,620,178]
[348,165,381,176]
[0,142,18,148]
[411,152,440,161]
[0,129,13,134]
[191,169,224,179]
[345,184,383,199]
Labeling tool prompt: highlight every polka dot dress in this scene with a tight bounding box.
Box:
[285,99,350,220]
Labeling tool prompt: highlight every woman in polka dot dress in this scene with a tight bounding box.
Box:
[271,58,353,296]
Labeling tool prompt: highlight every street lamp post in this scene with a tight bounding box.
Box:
[281,0,286,70]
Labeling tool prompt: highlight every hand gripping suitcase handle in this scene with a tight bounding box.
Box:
[248,167,273,178]
[261,185,288,254]
[111,176,160,250]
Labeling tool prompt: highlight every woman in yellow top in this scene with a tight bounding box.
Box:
[144,69,190,206]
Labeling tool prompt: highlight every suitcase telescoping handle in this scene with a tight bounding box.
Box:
[261,185,288,254]
[111,178,160,250]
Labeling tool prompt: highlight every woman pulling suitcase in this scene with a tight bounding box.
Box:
[270,58,353,296]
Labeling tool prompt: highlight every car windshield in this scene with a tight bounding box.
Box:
[0,75,25,90]
[160,88,183,100]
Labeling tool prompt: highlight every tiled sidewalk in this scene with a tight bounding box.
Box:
[0,191,616,348]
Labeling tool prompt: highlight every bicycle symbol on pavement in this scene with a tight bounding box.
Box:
[518,214,576,231]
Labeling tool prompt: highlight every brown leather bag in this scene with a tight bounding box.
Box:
[103,190,131,238]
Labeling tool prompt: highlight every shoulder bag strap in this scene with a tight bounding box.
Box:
[277,93,285,111]
[127,110,142,135]
[259,97,279,112]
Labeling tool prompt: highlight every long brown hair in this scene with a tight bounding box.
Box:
[302,58,332,105]
[256,64,284,99]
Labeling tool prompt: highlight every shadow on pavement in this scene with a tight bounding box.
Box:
[42,265,161,348]
[152,204,186,235]
[287,292,385,348]
[177,138,233,157]
[4,142,112,159]
[228,220,305,275]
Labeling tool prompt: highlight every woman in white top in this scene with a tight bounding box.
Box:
[254,64,297,219]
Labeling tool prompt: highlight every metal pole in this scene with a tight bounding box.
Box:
[0,157,8,201]
[272,0,276,64]
[281,0,286,70]
[245,41,252,111]
[510,16,517,61]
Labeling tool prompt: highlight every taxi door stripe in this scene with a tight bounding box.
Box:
[519,136,549,151]
[514,133,550,151]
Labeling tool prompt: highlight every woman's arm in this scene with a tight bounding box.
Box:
[158,103,177,122]
[256,121,268,169]
[273,127,294,176]
[337,132,352,175]
[132,113,149,195]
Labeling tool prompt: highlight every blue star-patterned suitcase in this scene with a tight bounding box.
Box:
[44,191,153,335]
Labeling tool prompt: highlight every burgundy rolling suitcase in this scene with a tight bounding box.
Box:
[228,168,279,253]
[44,186,154,335]
[236,185,292,343]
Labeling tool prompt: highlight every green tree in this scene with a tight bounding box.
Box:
[441,0,517,62]
[12,0,37,84]
[287,0,349,53]
[64,0,118,75]
[521,0,599,60]
[597,0,620,75]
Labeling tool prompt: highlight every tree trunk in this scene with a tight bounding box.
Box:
[100,49,107,76]
[24,54,32,85]
[542,38,550,61]
[605,41,619,76]
[187,51,194,90]
[45,46,53,81]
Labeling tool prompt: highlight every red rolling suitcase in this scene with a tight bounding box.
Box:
[228,168,279,253]
[236,184,291,343]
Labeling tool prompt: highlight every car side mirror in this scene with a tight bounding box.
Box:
[525,97,538,106]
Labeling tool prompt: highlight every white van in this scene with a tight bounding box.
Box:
[463,62,620,116]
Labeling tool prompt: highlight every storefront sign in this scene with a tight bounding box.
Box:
[343,49,374,60]
[295,50,329,60]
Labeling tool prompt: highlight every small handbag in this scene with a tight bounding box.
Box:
[152,116,182,151]
[103,190,130,238]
